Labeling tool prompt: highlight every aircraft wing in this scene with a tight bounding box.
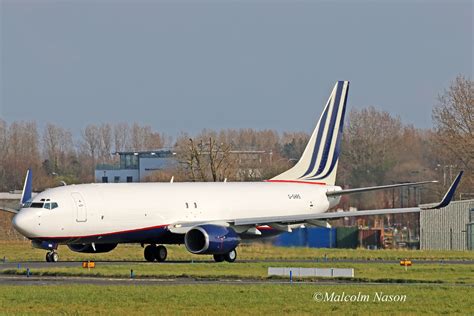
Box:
[326,180,438,197]
[234,171,463,226]
[169,172,463,233]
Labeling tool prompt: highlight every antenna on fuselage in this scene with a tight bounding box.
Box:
[170,176,174,183]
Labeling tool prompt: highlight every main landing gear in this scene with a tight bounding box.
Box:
[46,251,59,262]
[213,249,237,263]
[144,244,167,262]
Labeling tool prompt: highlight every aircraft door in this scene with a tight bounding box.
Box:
[72,192,87,222]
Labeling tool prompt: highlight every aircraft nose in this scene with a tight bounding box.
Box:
[12,211,36,237]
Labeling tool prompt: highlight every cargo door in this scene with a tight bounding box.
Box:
[72,192,87,222]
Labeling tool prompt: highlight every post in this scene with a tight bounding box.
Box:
[289,270,293,284]
[450,228,453,250]
[26,268,30,278]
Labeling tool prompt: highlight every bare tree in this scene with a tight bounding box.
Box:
[82,124,100,162]
[0,120,8,190]
[5,121,41,189]
[432,75,474,193]
[113,122,129,153]
[42,123,75,173]
[98,123,112,162]
[339,106,403,188]
[175,132,236,182]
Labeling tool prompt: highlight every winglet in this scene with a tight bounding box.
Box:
[20,169,32,205]
[423,171,463,210]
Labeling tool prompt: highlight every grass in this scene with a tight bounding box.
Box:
[1,241,473,262]
[2,262,473,284]
[0,284,472,315]
[1,242,473,314]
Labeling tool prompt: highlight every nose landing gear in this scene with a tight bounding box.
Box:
[46,251,59,262]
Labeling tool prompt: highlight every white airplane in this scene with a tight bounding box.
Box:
[6,81,462,263]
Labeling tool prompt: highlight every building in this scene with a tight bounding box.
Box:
[95,150,176,183]
[420,199,474,250]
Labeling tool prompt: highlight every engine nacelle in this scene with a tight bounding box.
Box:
[184,224,240,255]
[67,243,117,253]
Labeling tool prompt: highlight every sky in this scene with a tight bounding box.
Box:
[1,0,472,138]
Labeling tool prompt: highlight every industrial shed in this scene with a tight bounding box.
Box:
[420,199,474,250]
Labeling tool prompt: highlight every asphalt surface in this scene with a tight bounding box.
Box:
[1,274,473,287]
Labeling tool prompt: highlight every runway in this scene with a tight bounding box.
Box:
[1,274,472,287]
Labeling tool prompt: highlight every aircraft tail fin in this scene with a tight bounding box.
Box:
[271,81,349,185]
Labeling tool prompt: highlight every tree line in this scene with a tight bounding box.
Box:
[0,76,472,210]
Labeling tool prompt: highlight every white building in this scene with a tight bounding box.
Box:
[95,150,177,183]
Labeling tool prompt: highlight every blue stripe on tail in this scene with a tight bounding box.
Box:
[309,83,349,180]
[311,82,343,178]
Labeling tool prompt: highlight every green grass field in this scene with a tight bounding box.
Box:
[0,284,472,315]
[1,241,473,314]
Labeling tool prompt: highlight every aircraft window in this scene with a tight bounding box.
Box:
[185,203,189,208]
[44,203,51,210]
[51,202,59,209]
[30,202,44,208]
[23,202,32,208]
[194,202,197,208]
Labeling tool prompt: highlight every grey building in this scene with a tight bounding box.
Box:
[95,150,177,183]
[420,199,474,250]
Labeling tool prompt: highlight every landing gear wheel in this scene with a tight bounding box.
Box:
[224,249,237,263]
[144,245,157,262]
[46,251,58,262]
[213,254,225,262]
[154,245,167,262]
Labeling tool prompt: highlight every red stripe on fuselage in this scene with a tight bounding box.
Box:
[256,225,274,231]
[264,179,327,185]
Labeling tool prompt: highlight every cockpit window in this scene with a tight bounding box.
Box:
[43,202,59,210]
[25,201,58,209]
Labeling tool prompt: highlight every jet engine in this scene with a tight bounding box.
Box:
[67,243,117,253]
[184,224,240,255]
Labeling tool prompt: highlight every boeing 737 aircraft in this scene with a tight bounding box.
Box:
[5,81,462,262]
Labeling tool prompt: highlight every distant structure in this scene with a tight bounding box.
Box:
[420,199,474,251]
[95,150,176,183]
